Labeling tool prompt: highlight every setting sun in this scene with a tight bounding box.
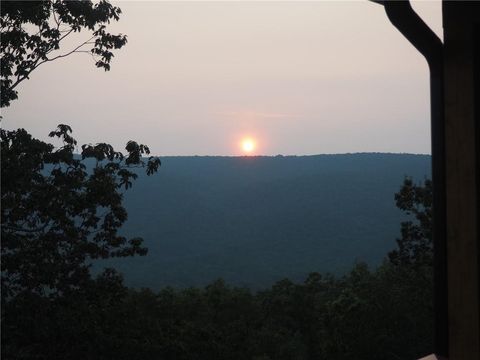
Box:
[241,138,256,154]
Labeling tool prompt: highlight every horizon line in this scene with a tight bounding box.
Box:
[154,152,431,158]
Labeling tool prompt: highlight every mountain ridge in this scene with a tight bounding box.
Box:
[101,153,431,290]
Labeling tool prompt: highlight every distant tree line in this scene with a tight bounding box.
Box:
[2,233,433,360]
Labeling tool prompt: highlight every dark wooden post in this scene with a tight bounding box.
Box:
[372,1,480,358]
[443,2,480,359]
[373,1,448,356]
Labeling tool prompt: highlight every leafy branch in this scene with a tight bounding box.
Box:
[1,0,127,107]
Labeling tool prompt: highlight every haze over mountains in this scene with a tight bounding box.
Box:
[104,153,431,290]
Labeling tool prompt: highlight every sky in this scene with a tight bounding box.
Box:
[2,1,442,156]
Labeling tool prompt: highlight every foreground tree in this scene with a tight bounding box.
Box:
[0,0,143,299]
[0,2,165,359]
[1,0,127,107]
[1,125,160,298]
[389,177,433,267]
[1,125,160,359]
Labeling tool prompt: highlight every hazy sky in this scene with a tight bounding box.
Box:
[2,1,442,156]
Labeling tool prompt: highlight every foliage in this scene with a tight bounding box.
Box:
[1,125,160,299]
[1,173,433,360]
[0,0,127,107]
[2,267,433,360]
[389,177,433,267]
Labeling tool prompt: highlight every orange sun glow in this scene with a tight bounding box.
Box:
[241,138,256,154]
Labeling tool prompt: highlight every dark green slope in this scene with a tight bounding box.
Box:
[104,153,430,289]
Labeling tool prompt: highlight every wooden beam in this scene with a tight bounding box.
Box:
[443,2,480,359]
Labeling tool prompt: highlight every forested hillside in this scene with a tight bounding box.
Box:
[106,153,431,289]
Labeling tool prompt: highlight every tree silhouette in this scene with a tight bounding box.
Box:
[0,4,163,358]
[1,0,127,107]
[1,124,160,299]
[389,177,433,267]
